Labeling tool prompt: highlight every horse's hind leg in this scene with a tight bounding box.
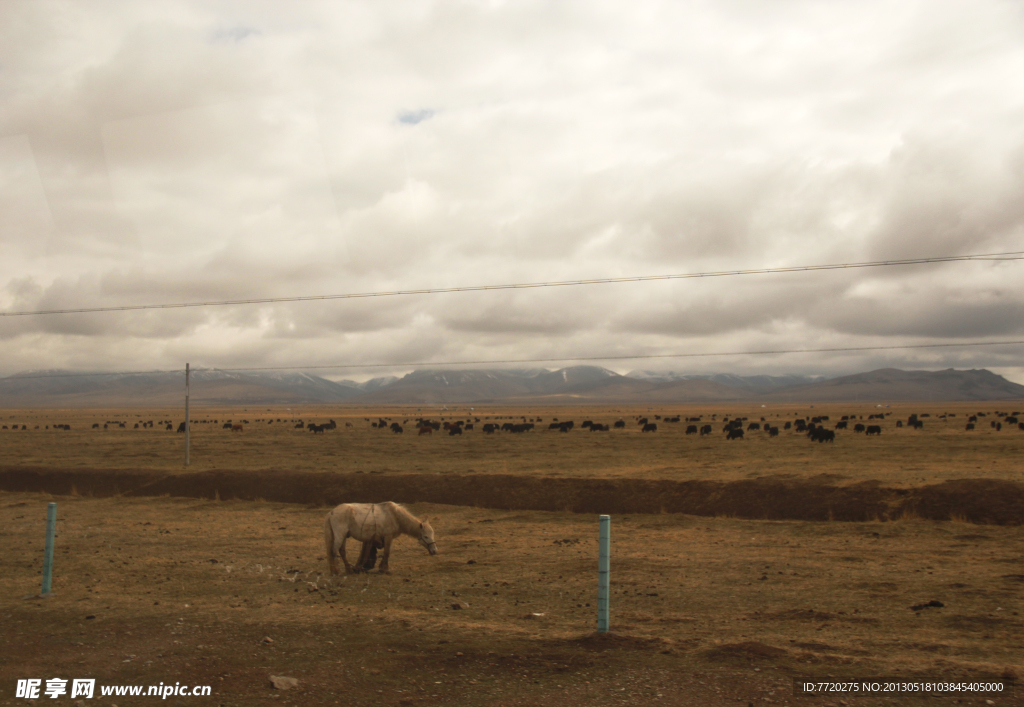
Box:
[339,536,357,574]
[327,512,358,575]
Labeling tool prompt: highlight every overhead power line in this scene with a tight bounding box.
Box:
[0,370,177,380]
[4,339,1023,380]
[2,251,1020,317]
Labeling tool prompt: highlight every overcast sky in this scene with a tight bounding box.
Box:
[1,0,1023,383]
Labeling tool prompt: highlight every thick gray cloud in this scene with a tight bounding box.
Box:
[1,0,1023,383]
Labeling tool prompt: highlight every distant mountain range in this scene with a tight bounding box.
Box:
[0,366,1022,407]
[625,371,823,394]
[0,369,384,407]
[754,367,1024,404]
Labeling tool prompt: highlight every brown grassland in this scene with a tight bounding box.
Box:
[1,402,1022,706]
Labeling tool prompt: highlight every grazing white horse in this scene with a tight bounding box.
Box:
[324,502,437,575]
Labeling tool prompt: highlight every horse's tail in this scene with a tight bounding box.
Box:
[323,510,336,559]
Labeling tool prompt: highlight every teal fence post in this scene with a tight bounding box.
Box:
[41,502,56,597]
[597,514,610,633]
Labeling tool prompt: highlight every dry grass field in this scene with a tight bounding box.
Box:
[1,403,1022,705]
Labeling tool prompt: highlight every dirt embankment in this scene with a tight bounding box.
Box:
[1,466,1022,524]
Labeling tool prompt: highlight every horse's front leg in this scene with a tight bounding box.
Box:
[378,538,394,574]
[359,543,379,572]
[354,541,376,573]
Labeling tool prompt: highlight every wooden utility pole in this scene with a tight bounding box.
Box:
[185,363,190,466]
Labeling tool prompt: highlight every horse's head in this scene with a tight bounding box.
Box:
[418,519,438,556]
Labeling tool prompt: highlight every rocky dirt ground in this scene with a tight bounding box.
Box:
[2,492,1020,706]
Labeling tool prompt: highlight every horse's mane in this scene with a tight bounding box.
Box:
[384,502,423,532]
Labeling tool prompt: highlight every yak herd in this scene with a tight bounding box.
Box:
[5,410,1022,444]
[307,409,1023,443]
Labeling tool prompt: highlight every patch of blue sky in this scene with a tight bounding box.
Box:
[397,109,434,125]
